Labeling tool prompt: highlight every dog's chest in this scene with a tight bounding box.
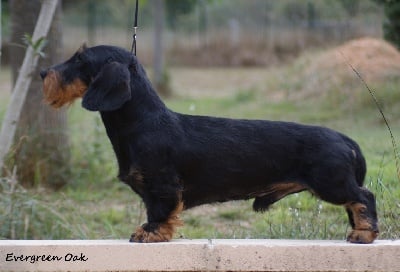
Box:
[119,166,145,195]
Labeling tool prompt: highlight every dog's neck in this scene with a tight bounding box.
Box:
[128,63,167,117]
[99,77,170,179]
[100,84,168,131]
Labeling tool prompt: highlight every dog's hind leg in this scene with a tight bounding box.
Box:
[345,187,379,243]
[311,178,379,244]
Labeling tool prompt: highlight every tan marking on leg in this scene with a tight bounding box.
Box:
[347,230,378,244]
[256,182,306,199]
[267,183,306,197]
[131,201,184,243]
[346,202,378,244]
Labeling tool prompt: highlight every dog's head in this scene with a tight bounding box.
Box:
[40,44,134,111]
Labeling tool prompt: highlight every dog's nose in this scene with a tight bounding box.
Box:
[40,69,48,80]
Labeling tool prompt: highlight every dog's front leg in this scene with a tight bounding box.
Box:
[130,185,184,243]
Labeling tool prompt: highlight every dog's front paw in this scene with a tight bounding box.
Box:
[129,223,172,243]
[347,230,378,244]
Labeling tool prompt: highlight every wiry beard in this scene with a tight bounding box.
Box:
[42,70,88,108]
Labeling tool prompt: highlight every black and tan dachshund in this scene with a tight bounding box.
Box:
[40,44,379,243]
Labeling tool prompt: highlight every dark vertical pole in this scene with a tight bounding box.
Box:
[87,0,96,45]
[153,0,164,88]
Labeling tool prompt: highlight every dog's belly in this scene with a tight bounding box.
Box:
[177,147,306,209]
[181,181,306,209]
[180,168,304,209]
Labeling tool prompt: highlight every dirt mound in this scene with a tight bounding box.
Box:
[292,37,400,99]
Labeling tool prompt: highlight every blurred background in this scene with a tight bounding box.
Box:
[1,0,386,66]
[1,0,399,241]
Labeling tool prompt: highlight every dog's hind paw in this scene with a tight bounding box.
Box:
[347,229,378,244]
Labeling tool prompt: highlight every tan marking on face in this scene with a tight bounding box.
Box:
[42,70,88,108]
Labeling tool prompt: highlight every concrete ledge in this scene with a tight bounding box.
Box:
[1,239,399,272]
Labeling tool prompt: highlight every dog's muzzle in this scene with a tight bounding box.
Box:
[42,70,88,108]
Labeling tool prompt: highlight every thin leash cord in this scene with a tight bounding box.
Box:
[131,0,139,56]
[340,51,400,182]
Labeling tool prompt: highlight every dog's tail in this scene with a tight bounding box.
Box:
[342,134,367,187]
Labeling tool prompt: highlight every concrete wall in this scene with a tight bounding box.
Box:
[1,239,399,272]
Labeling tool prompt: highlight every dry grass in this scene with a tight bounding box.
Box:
[167,29,331,67]
[288,37,400,100]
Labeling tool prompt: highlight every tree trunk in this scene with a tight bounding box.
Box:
[7,0,70,189]
[0,0,2,65]
[152,0,171,97]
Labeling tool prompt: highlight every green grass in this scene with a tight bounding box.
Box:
[1,63,399,241]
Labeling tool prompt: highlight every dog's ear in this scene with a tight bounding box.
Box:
[82,62,131,111]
